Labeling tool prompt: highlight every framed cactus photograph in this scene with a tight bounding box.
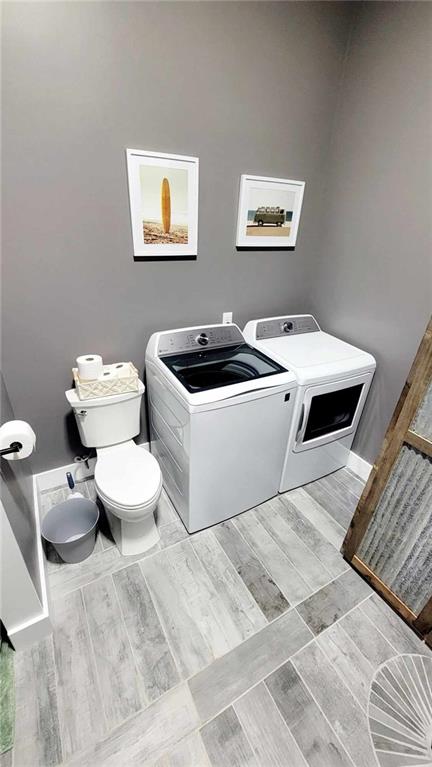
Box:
[126,149,199,260]
[236,174,305,249]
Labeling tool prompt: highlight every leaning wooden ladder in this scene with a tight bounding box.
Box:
[342,317,432,640]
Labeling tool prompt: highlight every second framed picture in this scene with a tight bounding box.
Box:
[236,174,305,248]
[126,148,199,261]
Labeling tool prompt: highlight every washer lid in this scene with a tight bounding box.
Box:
[95,447,161,508]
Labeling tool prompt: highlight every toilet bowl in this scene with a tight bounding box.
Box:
[95,441,162,556]
[66,380,163,557]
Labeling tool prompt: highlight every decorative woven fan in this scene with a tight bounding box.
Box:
[368,654,432,766]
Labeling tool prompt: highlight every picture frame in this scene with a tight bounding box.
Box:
[126,148,199,261]
[236,174,305,249]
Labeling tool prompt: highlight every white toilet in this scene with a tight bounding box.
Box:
[66,381,162,555]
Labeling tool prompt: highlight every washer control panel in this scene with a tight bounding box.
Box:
[256,315,320,340]
[157,325,244,356]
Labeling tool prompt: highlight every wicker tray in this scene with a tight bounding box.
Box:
[72,362,139,401]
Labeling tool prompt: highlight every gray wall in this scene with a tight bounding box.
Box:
[0,374,41,600]
[3,2,430,473]
[2,1,354,472]
[308,2,432,464]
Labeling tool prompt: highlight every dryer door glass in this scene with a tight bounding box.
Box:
[303,383,363,442]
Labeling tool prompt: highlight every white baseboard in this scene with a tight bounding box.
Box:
[36,444,370,493]
[32,475,51,633]
[4,477,52,651]
[34,442,150,493]
[347,450,372,482]
[8,612,52,652]
[35,456,97,492]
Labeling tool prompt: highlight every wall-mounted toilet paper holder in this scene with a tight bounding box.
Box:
[0,441,22,458]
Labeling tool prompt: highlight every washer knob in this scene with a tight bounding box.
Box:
[283,321,293,333]
[196,333,209,346]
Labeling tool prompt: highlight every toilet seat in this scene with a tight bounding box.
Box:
[96,482,162,521]
[95,443,162,517]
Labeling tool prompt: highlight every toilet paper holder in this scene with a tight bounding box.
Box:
[0,441,23,458]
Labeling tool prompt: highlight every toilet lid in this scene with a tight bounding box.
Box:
[95,448,161,508]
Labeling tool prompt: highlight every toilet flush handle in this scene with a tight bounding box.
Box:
[77,409,87,417]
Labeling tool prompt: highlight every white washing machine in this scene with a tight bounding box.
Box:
[145,324,297,532]
[243,315,376,491]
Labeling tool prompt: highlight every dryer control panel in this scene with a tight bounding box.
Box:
[256,315,320,340]
[157,325,244,356]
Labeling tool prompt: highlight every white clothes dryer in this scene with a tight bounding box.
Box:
[243,315,376,491]
[145,324,297,532]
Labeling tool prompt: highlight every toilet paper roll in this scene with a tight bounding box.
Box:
[99,367,118,381]
[0,420,36,460]
[76,354,103,380]
[113,362,127,377]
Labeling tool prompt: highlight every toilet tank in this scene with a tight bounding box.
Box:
[65,381,144,448]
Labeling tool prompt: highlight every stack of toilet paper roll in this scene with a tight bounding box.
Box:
[76,356,130,381]
[99,362,130,381]
[73,356,139,400]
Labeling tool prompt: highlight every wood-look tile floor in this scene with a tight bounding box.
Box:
[7,469,431,767]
